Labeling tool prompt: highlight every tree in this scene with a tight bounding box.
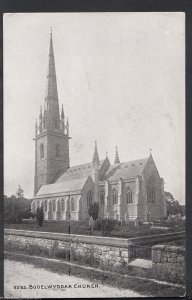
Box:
[36,205,44,227]
[4,190,32,224]
[16,185,24,199]
[164,191,182,216]
[88,202,99,221]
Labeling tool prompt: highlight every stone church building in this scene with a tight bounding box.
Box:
[31,32,167,221]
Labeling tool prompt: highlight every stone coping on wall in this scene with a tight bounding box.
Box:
[4,229,129,247]
[152,244,185,253]
[4,229,185,248]
[126,231,185,246]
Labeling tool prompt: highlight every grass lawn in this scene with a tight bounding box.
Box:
[5,219,185,238]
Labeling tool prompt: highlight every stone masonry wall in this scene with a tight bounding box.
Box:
[4,230,131,270]
[4,229,185,281]
[152,245,185,283]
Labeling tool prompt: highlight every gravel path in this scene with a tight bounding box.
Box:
[4,259,143,298]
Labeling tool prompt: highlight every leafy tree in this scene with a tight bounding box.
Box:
[164,191,183,216]
[16,185,24,199]
[88,202,99,221]
[36,205,44,227]
[4,189,32,224]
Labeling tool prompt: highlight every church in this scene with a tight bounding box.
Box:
[31,32,167,222]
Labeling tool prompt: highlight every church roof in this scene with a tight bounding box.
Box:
[104,157,149,181]
[55,159,105,183]
[36,177,90,197]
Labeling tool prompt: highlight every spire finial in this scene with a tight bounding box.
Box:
[50,26,52,36]
[92,140,99,164]
[114,146,120,164]
[61,104,64,119]
[39,106,42,119]
[150,148,152,155]
[106,151,108,158]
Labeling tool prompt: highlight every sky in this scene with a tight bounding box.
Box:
[4,13,185,203]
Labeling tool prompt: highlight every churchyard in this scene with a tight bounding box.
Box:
[5,216,185,240]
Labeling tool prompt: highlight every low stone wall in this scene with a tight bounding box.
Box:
[4,229,131,269]
[4,229,185,281]
[152,245,185,283]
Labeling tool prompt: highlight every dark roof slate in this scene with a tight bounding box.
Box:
[55,159,105,183]
[104,157,149,181]
[36,177,90,197]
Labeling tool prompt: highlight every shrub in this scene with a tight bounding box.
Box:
[101,218,121,233]
[36,205,44,227]
[94,218,102,231]
[88,202,99,221]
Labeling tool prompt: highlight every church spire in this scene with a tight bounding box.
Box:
[61,104,64,120]
[92,141,100,164]
[114,146,120,164]
[45,29,60,130]
[46,28,58,101]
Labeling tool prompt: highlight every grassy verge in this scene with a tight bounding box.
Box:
[5,252,185,298]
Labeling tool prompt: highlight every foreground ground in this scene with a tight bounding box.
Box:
[4,259,143,298]
[4,253,185,298]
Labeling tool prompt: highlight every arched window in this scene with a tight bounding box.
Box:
[40,143,44,159]
[32,201,35,213]
[112,188,118,204]
[126,187,133,204]
[152,186,156,203]
[49,200,52,212]
[100,189,105,205]
[61,199,65,211]
[44,200,47,212]
[87,191,92,207]
[53,200,56,212]
[56,144,60,157]
[71,198,75,211]
[147,185,156,203]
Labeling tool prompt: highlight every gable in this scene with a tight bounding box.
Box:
[142,155,161,182]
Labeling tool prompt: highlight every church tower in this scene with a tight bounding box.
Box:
[34,30,70,195]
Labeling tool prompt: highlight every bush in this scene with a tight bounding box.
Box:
[4,195,32,224]
[88,202,99,220]
[94,218,102,231]
[36,206,44,227]
[101,218,121,233]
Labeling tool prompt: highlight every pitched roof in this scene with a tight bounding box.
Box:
[55,159,105,183]
[104,157,149,181]
[36,177,90,197]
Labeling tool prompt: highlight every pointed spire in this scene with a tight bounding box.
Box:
[66,117,69,128]
[92,140,100,164]
[46,28,58,101]
[61,104,64,120]
[150,148,152,156]
[35,119,38,135]
[39,106,42,120]
[43,30,61,132]
[114,146,120,164]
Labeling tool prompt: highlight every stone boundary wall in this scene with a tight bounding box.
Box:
[4,229,185,274]
[152,245,185,283]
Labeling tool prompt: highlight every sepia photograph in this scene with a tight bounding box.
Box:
[4,12,185,298]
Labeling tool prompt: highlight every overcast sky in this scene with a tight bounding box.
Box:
[4,13,185,203]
